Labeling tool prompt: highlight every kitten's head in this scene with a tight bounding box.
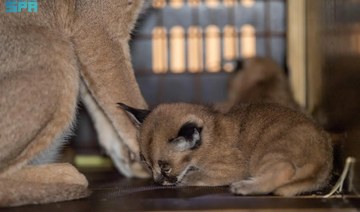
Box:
[118,103,213,186]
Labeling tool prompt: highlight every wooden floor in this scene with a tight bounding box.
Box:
[2,170,359,211]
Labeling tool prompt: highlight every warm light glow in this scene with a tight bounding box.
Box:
[188,26,203,73]
[152,27,168,73]
[224,25,238,62]
[223,62,236,72]
[170,26,186,73]
[206,0,219,8]
[153,0,166,8]
[224,0,236,7]
[170,0,183,9]
[206,25,221,72]
[241,24,256,58]
[242,0,255,8]
[188,0,201,7]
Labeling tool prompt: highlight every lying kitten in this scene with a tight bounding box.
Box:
[118,102,333,196]
[216,57,300,113]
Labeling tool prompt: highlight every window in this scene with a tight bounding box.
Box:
[170,26,186,73]
[206,25,221,72]
[223,25,238,61]
[188,26,203,73]
[241,24,256,58]
[152,27,168,73]
[170,0,184,8]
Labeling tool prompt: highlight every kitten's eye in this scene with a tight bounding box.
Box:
[158,160,172,174]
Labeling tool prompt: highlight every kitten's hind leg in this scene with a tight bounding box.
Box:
[230,160,296,196]
[274,163,326,196]
[273,179,318,196]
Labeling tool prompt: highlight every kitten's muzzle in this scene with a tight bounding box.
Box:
[154,175,165,185]
[154,174,178,185]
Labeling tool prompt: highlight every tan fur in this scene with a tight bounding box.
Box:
[0,164,89,207]
[125,103,333,196]
[218,57,345,147]
[0,0,148,207]
[216,57,300,113]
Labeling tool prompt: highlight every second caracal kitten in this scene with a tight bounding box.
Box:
[220,57,345,148]
[216,57,300,113]
[118,102,333,196]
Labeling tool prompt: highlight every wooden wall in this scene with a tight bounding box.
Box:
[288,0,360,194]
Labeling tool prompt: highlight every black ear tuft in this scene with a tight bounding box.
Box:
[117,103,151,125]
[170,122,202,151]
[177,122,202,141]
[234,59,244,73]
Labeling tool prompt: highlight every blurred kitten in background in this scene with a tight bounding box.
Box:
[218,57,344,173]
[216,57,300,113]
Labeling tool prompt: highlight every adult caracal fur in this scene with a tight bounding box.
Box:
[0,0,148,207]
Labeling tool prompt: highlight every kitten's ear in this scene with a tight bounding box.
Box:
[170,122,202,152]
[117,103,151,126]
[234,59,244,72]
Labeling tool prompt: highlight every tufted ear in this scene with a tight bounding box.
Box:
[117,103,151,126]
[234,59,244,72]
[170,122,202,152]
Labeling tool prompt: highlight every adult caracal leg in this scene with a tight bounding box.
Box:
[0,26,88,206]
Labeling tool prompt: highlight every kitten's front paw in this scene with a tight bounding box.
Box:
[230,179,256,195]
